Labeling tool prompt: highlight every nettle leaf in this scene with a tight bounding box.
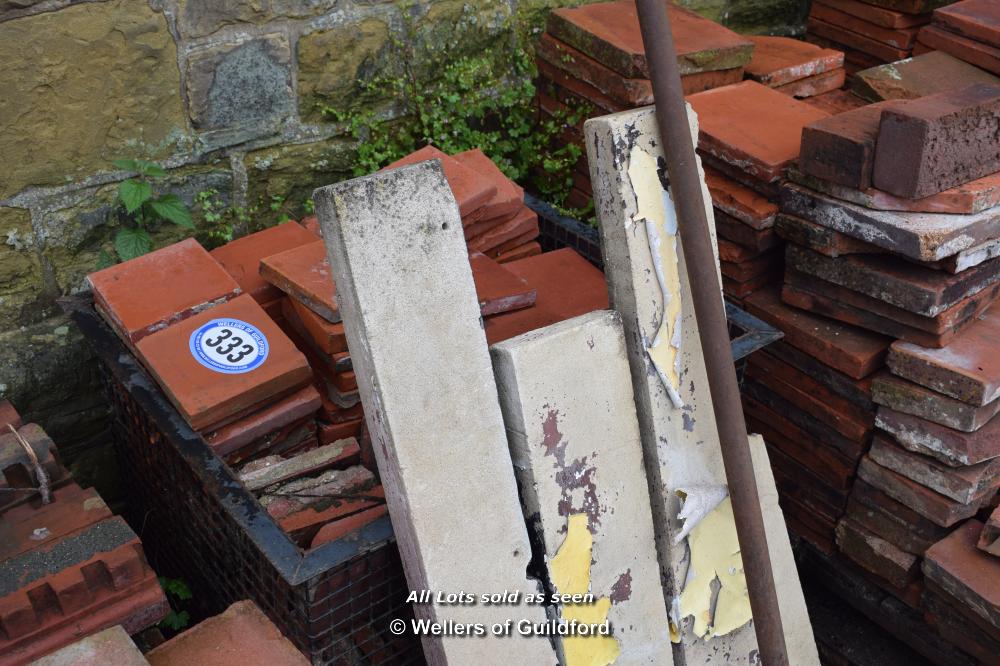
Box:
[136,159,166,178]
[149,194,194,229]
[96,248,116,269]
[118,179,152,214]
[115,227,152,261]
[112,158,139,172]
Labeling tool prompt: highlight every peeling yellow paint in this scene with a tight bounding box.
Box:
[678,497,752,639]
[551,514,621,666]
[627,146,684,408]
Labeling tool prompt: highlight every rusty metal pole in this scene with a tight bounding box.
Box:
[633,2,789,664]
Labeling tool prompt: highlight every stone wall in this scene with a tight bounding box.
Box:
[0,0,807,479]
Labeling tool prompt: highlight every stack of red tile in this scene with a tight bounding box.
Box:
[534,0,754,208]
[744,36,847,98]
[684,80,831,304]
[805,0,940,77]
[0,407,169,665]
[916,0,1000,75]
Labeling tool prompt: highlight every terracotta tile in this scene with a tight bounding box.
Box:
[146,600,308,666]
[745,35,844,87]
[88,238,241,344]
[923,585,1000,665]
[280,297,347,355]
[846,488,943,555]
[536,33,652,106]
[836,517,920,588]
[745,285,889,379]
[765,439,849,521]
[136,294,312,431]
[720,248,782,282]
[915,24,1000,75]
[466,207,538,255]
[278,484,382,543]
[222,417,317,467]
[382,145,496,217]
[704,167,778,229]
[687,81,830,183]
[808,17,911,61]
[934,0,1000,49]
[0,401,21,432]
[812,4,922,49]
[774,213,874,258]
[922,519,1000,630]
[722,270,780,298]
[718,238,769,263]
[469,251,536,316]
[536,61,628,116]
[210,221,317,305]
[496,241,542,264]
[204,384,320,457]
[852,50,999,102]
[857,455,981,526]
[318,419,363,445]
[873,372,1000,432]
[870,434,1000,504]
[813,0,931,28]
[239,439,361,492]
[298,215,322,237]
[701,153,781,197]
[979,505,1000,555]
[547,1,753,78]
[453,149,523,225]
[801,87,870,114]
[876,406,1000,467]
[775,67,846,98]
[714,209,781,251]
[310,506,388,549]
[764,340,876,411]
[0,482,111,561]
[260,240,339,323]
[317,392,363,425]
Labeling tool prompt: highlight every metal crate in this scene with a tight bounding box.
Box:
[65,297,423,666]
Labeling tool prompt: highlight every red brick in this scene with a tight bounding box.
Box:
[922,519,1000,630]
[745,35,844,87]
[852,50,1000,102]
[802,87,870,114]
[814,0,931,28]
[775,67,846,98]
[857,455,982,526]
[873,372,1000,432]
[209,221,317,305]
[807,17,912,61]
[835,517,920,588]
[260,240,339,323]
[799,101,898,189]
[535,33,652,106]
[917,24,1000,74]
[744,285,889,378]
[546,1,753,79]
[496,241,542,264]
[146,600,308,666]
[452,149,524,224]
[876,406,1000,467]
[704,167,778,229]
[88,238,241,344]
[136,294,311,431]
[979,504,1000,555]
[310,505,389,549]
[713,209,781,251]
[687,81,830,183]
[382,145,496,218]
[934,0,1000,49]
[869,434,1000,503]
[873,83,1000,198]
[469,251,536,317]
[203,384,320,457]
[811,4,922,49]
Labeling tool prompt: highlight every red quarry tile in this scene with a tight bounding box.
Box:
[453,149,524,224]
[204,384,320,457]
[774,214,873,257]
[318,419,363,445]
[463,209,519,241]
[146,600,308,666]
[136,294,312,432]
[31,625,148,666]
[714,209,781,251]
[677,67,746,95]
[704,167,778,229]
[888,309,1000,406]
[876,406,1000,467]
[802,87,870,114]
[88,238,241,344]
[935,0,1000,49]
[923,585,1000,665]
[813,0,931,28]
[765,439,849,521]
[744,285,890,379]
[0,401,21,432]
[260,240,339,323]
[687,81,830,183]
[299,215,322,237]
[873,371,1000,432]
[720,249,782,282]
[382,145,496,218]
[851,50,1000,102]
[835,518,920,588]
[496,241,542,264]
[775,67,846,98]
[873,83,1000,198]
[310,506,388,549]
[484,248,609,344]
[536,33,653,106]
[279,484,381,544]
[702,153,781,197]
[852,478,951,546]
[547,1,753,79]
[807,18,911,61]
[799,101,899,189]
[869,434,1000,504]
[469,251,536,316]
[745,35,845,87]
[223,417,317,467]
[0,483,112,561]
[846,486,945,555]
[718,238,769,263]
[811,4,922,49]
[260,465,375,520]
[331,369,357,394]
[210,221,317,305]
[764,339,876,412]
[722,271,780,299]
[917,24,1000,75]
[536,61,629,116]
[281,297,347,355]
[467,207,538,256]
[922,519,1000,630]
[857,456,982,527]
[979,505,1000,555]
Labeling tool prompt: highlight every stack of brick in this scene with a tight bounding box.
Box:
[534,0,754,208]
[0,407,169,665]
[805,0,943,77]
[685,80,831,304]
[916,0,1000,75]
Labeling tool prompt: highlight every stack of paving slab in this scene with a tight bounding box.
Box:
[684,80,832,304]
[916,0,1000,75]
[805,0,942,77]
[533,0,754,209]
[0,403,170,665]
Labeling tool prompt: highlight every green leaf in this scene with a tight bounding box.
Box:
[159,610,190,631]
[96,248,116,269]
[149,194,194,229]
[114,227,152,261]
[159,577,193,601]
[112,158,139,172]
[135,159,166,178]
[118,179,152,214]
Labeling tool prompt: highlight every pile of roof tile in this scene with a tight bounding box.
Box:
[806,0,942,77]
[0,404,168,665]
[916,0,1000,75]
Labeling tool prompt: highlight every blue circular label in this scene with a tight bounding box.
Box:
[189,318,268,374]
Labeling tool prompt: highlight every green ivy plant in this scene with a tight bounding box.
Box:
[108,159,194,262]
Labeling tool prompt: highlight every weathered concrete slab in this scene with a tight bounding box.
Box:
[888,309,1000,406]
[923,519,1000,630]
[852,50,1000,102]
[873,84,1000,198]
[869,434,1000,503]
[313,162,555,665]
[876,406,1000,466]
[491,310,672,665]
[857,456,981,527]
[780,182,1000,262]
[873,372,1000,432]
[586,105,818,665]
